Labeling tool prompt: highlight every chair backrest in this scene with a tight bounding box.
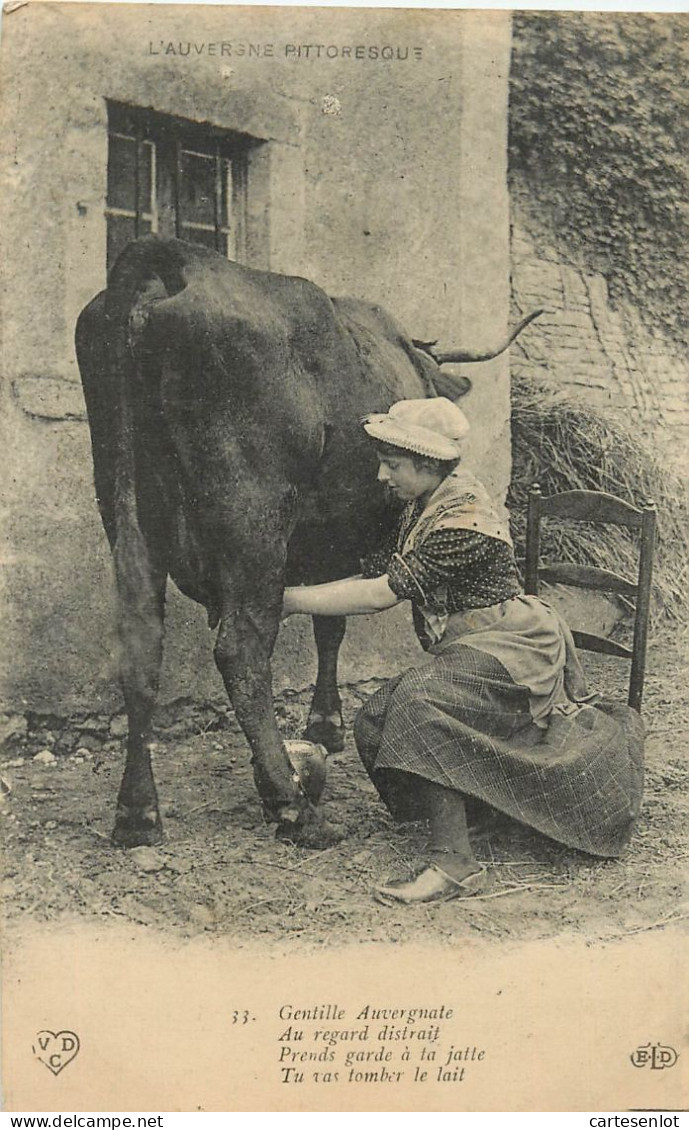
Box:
[524,485,657,712]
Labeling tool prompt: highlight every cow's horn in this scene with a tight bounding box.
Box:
[417,309,544,365]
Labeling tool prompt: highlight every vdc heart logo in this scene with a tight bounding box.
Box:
[33,1030,80,1075]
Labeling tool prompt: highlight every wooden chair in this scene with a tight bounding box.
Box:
[524,485,657,713]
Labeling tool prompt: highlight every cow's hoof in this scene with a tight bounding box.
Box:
[112,806,163,848]
[304,717,345,754]
[275,812,345,850]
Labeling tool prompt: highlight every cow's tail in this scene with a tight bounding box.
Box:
[100,241,189,661]
[105,239,187,549]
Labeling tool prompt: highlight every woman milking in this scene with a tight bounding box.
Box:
[281,398,644,906]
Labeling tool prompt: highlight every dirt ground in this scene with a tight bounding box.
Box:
[1,637,687,949]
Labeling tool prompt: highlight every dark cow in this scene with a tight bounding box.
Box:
[75,236,537,848]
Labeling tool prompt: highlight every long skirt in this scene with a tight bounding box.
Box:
[353,643,645,858]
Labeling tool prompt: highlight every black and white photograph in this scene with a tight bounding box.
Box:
[0,1,687,1113]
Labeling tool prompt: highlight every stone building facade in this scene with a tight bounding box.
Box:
[0,5,512,716]
[507,11,688,477]
[510,210,689,476]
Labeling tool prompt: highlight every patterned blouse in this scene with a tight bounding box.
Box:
[361,503,521,616]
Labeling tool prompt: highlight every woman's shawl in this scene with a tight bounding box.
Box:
[390,469,592,723]
[397,468,513,555]
[391,469,513,645]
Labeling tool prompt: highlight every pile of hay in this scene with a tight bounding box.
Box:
[508,372,689,625]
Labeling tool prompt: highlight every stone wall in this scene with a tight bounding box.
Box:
[510,209,689,477]
[508,12,688,476]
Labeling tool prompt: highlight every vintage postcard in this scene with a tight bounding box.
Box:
[1,1,687,1113]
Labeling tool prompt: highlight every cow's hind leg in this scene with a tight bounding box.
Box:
[215,603,303,825]
[212,509,341,847]
[305,615,346,753]
[212,522,308,829]
[111,532,167,848]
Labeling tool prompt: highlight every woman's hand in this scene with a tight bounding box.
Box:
[281,588,297,620]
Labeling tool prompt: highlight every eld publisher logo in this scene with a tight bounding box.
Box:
[630,1042,678,1070]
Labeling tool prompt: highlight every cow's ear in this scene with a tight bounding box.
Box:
[411,339,438,356]
[432,371,472,401]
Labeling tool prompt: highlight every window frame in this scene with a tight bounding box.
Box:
[105,101,251,267]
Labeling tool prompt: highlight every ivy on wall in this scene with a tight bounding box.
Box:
[509,13,689,349]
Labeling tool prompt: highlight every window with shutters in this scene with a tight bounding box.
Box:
[105,102,253,268]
